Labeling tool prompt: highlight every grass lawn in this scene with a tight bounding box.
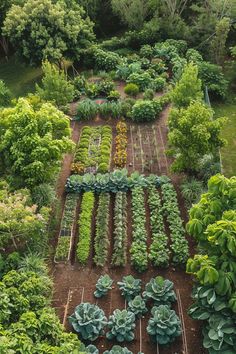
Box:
[0,56,42,97]
[214,103,236,177]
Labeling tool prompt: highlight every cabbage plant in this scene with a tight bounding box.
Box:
[118,275,142,301]
[143,276,176,305]
[68,303,107,341]
[106,309,136,342]
[128,295,147,318]
[147,305,181,344]
[104,345,132,354]
[94,274,113,298]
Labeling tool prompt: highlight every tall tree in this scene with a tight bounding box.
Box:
[3,0,95,65]
[210,17,231,65]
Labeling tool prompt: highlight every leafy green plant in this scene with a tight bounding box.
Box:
[124,83,139,97]
[147,305,181,344]
[86,345,99,354]
[99,101,122,119]
[143,276,176,305]
[76,192,95,264]
[148,186,169,267]
[94,49,121,71]
[76,99,98,120]
[108,90,120,101]
[143,88,154,100]
[0,80,11,107]
[130,187,148,272]
[151,77,166,92]
[127,72,152,91]
[131,100,156,122]
[104,345,132,354]
[161,183,189,264]
[118,275,142,301]
[68,303,107,341]
[94,274,113,298]
[97,79,115,96]
[112,192,127,266]
[128,295,147,318]
[94,193,110,266]
[106,309,136,342]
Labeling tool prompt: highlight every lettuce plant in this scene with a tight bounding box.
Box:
[68,303,107,341]
[143,276,176,305]
[106,309,136,342]
[118,275,142,301]
[94,275,113,298]
[147,305,181,344]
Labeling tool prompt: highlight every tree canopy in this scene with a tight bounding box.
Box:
[3,0,95,65]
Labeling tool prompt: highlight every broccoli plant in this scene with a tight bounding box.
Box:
[106,309,136,342]
[94,274,113,298]
[128,295,147,318]
[147,305,181,344]
[118,275,142,301]
[68,303,107,341]
[143,276,176,305]
[104,346,132,354]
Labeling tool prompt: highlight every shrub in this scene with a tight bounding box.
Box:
[131,100,156,122]
[108,90,120,101]
[140,44,153,59]
[143,88,155,100]
[68,303,107,341]
[124,83,139,97]
[94,274,113,298]
[106,309,136,342]
[73,75,86,93]
[0,80,11,107]
[98,79,115,96]
[127,72,152,91]
[152,77,166,92]
[95,49,121,71]
[32,183,55,209]
[77,99,98,120]
[147,305,181,344]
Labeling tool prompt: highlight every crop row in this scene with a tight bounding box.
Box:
[148,186,170,267]
[94,193,110,267]
[114,121,127,168]
[112,192,127,267]
[71,125,112,174]
[161,183,189,264]
[55,194,78,262]
[76,191,95,264]
[130,187,148,272]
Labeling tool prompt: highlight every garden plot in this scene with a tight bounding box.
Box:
[128,124,168,174]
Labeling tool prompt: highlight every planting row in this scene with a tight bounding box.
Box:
[69,275,181,351]
[71,125,112,174]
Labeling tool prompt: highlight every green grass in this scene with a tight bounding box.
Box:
[0,56,42,97]
[214,103,236,177]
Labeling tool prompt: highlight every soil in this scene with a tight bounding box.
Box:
[51,109,206,354]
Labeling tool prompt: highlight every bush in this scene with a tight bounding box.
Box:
[140,44,153,59]
[143,88,155,100]
[73,75,86,93]
[0,80,11,107]
[98,79,115,96]
[152,77,166,92]
[32,183,55,209]
[127,72,152,91]
[77,99,98,120]
[108,90,120,101]
[131,100,156,122]
[95,49,121,71]
[124,83,139,97]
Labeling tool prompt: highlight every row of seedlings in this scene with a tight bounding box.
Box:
[94,193,110,266]
[161,183,189,264]
[130,187,148,272]
[148,185,170,267]
[71,125,112,175]
[112,192,127,266]
[55,194,78,262]
[114,121,128,168]
[76,191,95,264]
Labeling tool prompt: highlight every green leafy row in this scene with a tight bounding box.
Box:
[112,192,127,267]
[55,194,78,262]
[148,186,170,267]
[76,191,95,264]
[130,187,148,272]
[93,193,110,267]
[161,183,189,264]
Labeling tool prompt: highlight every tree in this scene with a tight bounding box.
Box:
[210,17,231,66]
[0,98,74,188]
[111,0,154,30]
[171,63,203,108]
[168,101,226,172]
[3,0,95,65]
[36,61,75,108]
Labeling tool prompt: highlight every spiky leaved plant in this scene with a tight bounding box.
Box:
[104,345,132,354]
[143,276,176,305]
[117,275,142,301]
[94,274,113,298]
[147,305,181,344]
[106,309,136,342]
[128,295,147,318]
[68,303,107,341]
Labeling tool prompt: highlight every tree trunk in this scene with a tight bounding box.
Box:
[0,36,9,58]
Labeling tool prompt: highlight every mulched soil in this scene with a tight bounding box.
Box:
[51,107,206,354]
